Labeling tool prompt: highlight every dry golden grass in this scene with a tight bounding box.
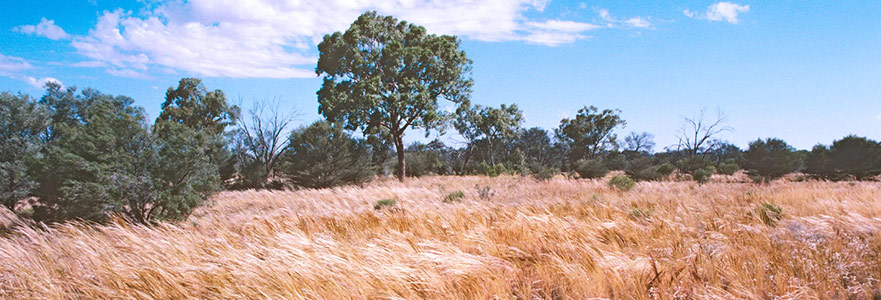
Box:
[2,175,881,299]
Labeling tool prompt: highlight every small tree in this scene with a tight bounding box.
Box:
[623,132,655,154]
[316,11,473,181]
[454,103,523,169]
[574,159,609,179]
[555,106,625,163]
[805,136,881,180]
[742,138,801,183]
[233,99,297,187]
[676,108,731,157]
[278,121,375,189]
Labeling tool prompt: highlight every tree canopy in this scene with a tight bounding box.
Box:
[316,11,473,180]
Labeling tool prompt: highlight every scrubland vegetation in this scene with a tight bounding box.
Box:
[2,11,881,299]
[3,175,881,299]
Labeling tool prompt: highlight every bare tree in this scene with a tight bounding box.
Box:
[624,132,655,153]
[235,99,298,183]
[676,108,732,157]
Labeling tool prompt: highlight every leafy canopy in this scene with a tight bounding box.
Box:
[316,11,473,179]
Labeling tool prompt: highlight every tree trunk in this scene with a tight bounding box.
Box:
[395,135,406,181]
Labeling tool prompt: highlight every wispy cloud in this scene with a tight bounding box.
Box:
[684,2,750,24]
[38,0,649,78]
[0,54,35,72]
[597,9,653,29]
[13,18,70,40]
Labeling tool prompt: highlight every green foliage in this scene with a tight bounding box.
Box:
[755,202,783,226]
[374,198,397,210]
[477,161,510,177]
[443,191,465,203]
[716,159,740,176]
[403,141,449,177]
[454,103,523,169]
[155,78,239,136]
[624,157,661,181]
[278,121,375,189]
[693,168,713,184]
[806,136,881,180]
[656,163,676,177]
[608,175,636,191]
[742,138,801,183]
[0,92,47,211]
[533,167,557,181]
[574,159,609,179]
[803,145,836,180]
[555,106,625,162]
[677,156,713,175]
[316,11,473,180]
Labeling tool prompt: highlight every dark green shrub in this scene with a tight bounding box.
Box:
[533,167,557,181]
[278,121,375,189]
[608,175,636,191]
[742,138,801,183]
[804,136,881,180]
[656,163,676,177]
[716,159,740,176]
[693,168,713,184]
[443,191,465,203]
[624,157,661,181]
[574,159,609,179]
[677,156,713,175]
[374,198,396,210]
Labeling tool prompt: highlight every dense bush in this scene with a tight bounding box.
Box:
[608,175,636,191]
[0,92,46,211]
[677,156,713,175]
[574,159,609,179]
[278,121,375,189]
[716,159,740,175]
[624,157,661,181]
[656,163,676,177]
[742,138,802,183]
[693,168,713,184]
[804,136,881,180]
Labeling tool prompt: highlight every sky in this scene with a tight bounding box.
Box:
[1,0,880,151]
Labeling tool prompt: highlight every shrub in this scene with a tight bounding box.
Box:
[278,121,375,189]
[533,167,557,181]
[677,156,713,175]
[693,168,713,184]
[755,202,782,226]
[476,185,495,200]
[574,159,609,179]
[804,136,881,180]
[716,159,740,176]
[656,163,676,177]
[443,191,465,203]
[624,157,661,181]
[608,175,636,191]
[374,198,396,210]
[742,138,801,183]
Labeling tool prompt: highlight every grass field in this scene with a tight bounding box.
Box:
[2,175,881,299]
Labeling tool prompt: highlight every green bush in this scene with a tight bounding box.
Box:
[533,167,557,181]
[677,156,713,175]
[755,202,782,226]
[443,191,465,203]
[693,168,713,184]
[374,198,397,210]
[742,138,801,183]
[278,121,375,189]
[608,175,636,191]
[574,159,609,179]
[624,157,661,181]
[716,159,740,175]
[656,163,676,177]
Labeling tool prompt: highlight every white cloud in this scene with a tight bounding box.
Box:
[13,18,70,40]
[0,54,34,72]
[684,2,750,24]
[69,0,618,78]
[597,8,653,29]
[25,77,62,89]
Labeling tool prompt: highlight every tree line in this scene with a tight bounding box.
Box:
[2,11,880,224]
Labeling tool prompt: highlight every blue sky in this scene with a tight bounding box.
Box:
[1,0,880,150]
